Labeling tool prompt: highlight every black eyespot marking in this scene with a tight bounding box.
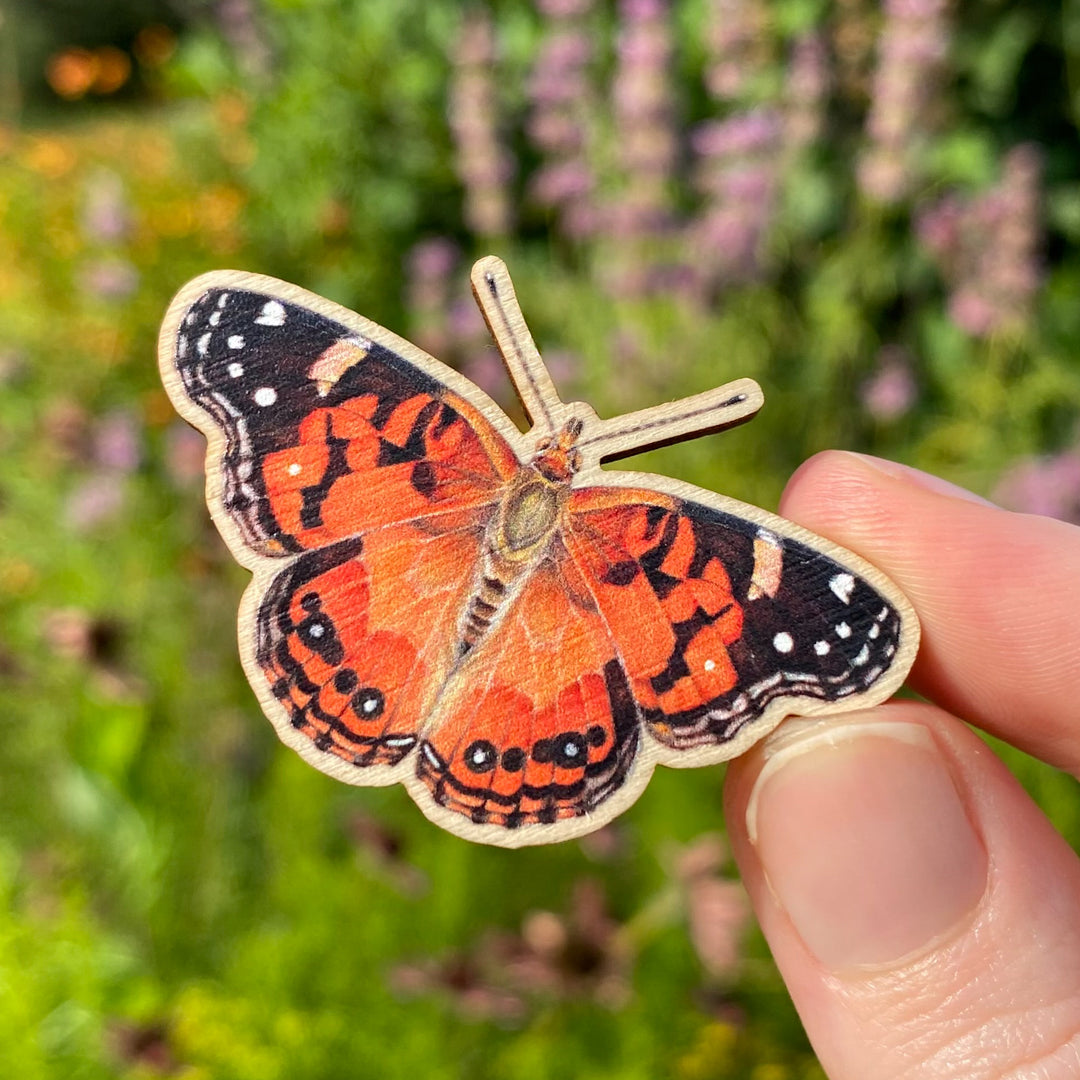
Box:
[333,669,358,694]
[464,739,498,773]
[501,747,526,772]
[351,687,385,721]
[531,738,553,764]
[553,732,588,769]
[300,592,321,612]
[585,725,607,747]
[295,610,345,666]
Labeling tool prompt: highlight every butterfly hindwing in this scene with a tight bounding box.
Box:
[413,557,641,838]
[254,520,488,774]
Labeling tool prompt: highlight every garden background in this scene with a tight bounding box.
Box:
[2,0,1080,1076]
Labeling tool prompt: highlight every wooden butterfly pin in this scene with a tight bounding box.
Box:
[159,256,919,847]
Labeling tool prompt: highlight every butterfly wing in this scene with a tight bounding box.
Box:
[410,552,641,845]
[564,484,915,760]
[160,273,523,780]
[162,274,520,561]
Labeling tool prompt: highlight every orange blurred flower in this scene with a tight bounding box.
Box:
[198,184,246,234]
[134,24,177,68]
[46,47,97,100]
[93,46,131,95]
[45,45,132,100]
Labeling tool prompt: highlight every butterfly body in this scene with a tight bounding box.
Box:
[161,257,918,846]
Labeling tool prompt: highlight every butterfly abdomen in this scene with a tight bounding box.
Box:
[458,466,569,654]
[460,573,508,651]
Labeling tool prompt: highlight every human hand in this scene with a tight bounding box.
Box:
[724,451,1080,1079]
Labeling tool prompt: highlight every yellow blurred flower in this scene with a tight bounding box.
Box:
[131,130,175,179]
[20,135,78,179]
[198,184,245,235]
[146,199,196,239]
[750,1066,790,1080]
[215,93,250,131]
[0,559,37,597]
[678,1021,738,1079]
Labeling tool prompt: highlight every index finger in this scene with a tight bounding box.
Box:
[778,451,1080,775]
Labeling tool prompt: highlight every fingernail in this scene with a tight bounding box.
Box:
[746,718,988,970]
[845,453,996,507]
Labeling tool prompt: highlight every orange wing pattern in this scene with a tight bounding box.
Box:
[258,521,485,768]
[415,555,639,829]
[173,287,517,555]
[566,488,905,751]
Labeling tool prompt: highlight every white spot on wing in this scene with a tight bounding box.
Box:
[177,335,187,359]
[814,640,830,656]
[227,362,244,378]
[703,658,716,671]
[217,293,229,308]
[773,632,794,654]
[255,300,286,327]
[853,644,870,666]
[208,311,221,326]
[287,462,301,476]
[830,573,855,604]
[253,386,277,407]
[836,622,851,639]
[227,334,245,350]
[197,333,212,356]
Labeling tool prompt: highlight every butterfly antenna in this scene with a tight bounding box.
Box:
[578,379,765,463]
[471,256,562,435]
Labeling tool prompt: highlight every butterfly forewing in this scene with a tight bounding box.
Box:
[172,284,518,557]
[564,487,906,754]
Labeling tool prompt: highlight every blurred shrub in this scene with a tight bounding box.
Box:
[166,0,1080,504]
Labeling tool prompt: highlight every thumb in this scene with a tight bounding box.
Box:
[723,703,1080,1080]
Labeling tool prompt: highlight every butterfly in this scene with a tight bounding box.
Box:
[159,256,918,847]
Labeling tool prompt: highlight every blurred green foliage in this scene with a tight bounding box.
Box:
[0,0,1079,1076]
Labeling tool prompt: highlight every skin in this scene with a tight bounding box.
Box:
[723,450,1080,1080]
